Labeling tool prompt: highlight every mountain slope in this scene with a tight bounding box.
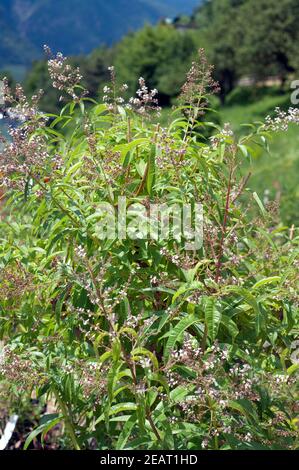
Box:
[0,0,200,65]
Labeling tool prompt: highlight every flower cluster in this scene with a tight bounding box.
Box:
[78,361,108,402]
[210,123,234,149]
[102,66,128,112]
[0,347,47,392]
[1,79,44,123]
[159,246,198,270]
[179,48,220,117]
[0,266,34,304]
[128,77,161,117]
[265,107,299,132]
[0,129,49,189]
[44,46,85,101]
[0,82,49,189]
[100,148,124,185]
[155,128,188,170]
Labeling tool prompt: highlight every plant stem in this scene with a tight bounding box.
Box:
[215,163,234,283]
[201,323,208,352]
[54,390,81,450]
[147,412,162,443]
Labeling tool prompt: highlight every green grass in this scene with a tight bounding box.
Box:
[219,87,299,225]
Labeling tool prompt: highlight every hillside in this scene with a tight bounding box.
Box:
[0,0,199,66]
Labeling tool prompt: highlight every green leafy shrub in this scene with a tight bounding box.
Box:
[0,51,298,450]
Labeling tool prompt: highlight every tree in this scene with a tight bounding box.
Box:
[114,24,197,105]
[193,0,245,103]
[237,0,299,85]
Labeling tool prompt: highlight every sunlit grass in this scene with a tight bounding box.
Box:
[219,90,299,225]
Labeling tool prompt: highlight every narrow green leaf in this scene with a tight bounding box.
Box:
[164,314,200,361]
[205,297,222,341]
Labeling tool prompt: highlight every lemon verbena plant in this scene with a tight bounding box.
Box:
[0,50,298,450]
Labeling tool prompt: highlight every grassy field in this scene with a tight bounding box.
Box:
[219,87,299,226]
